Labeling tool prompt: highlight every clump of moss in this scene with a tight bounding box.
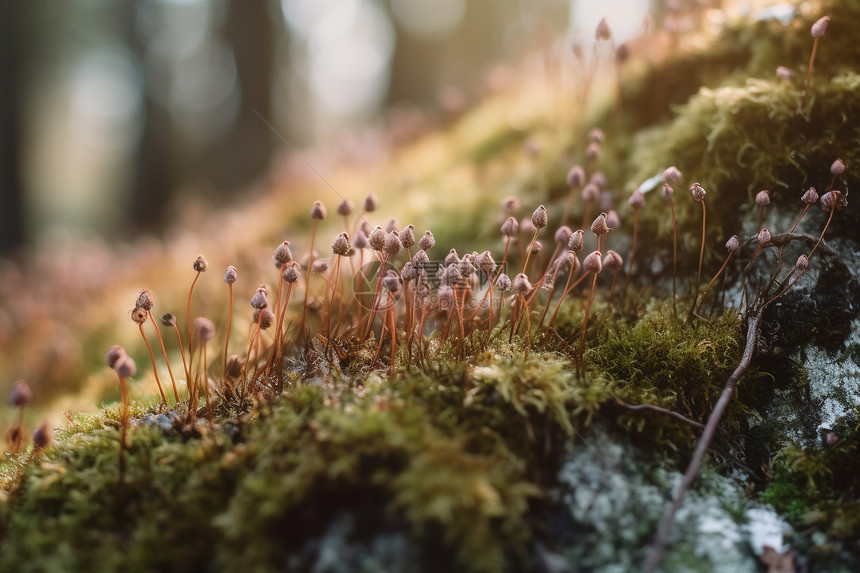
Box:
[0,419,233,571]
[613,0,860,134]
[628,71,860,250]
[0,345,617,573]
[760,417,860,569]
[583,302,771,456]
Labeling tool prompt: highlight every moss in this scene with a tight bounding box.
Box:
[9,303,752,571]
[0,343,618,573]
[581,301,773,457]
[2,294,854,571]
[610,0,860,131]
[627,71,860,252]
[1,422,231,572]
[760,418,860,568]
[466,125,530,166]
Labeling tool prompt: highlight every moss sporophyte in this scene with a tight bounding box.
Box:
[3,4,859,571]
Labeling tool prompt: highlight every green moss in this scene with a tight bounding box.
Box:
[582,302,772,456]
[1,422,229,572]
[2,293,852,571]
[0,342,618,573]
[760,419,860,568]
[627,70,860,250]
[466,125,530,166]
[216,390,541,572]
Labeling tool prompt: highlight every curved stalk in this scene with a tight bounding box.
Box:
[669,198,678,317]
[803,36,821,108]
[689,199,707,319]
[522,230,540,275]
[576,273,599,377]
[186,271,201,358]
[223,283,233,376]
[809,207,835,259]
[544,270,591,335]
[148,312,179,402]
[623,208,640,292]
[299,220,319,336]
[138,324,167,405]
[170,322,189,386]
[697,252,733,314]
[645,312,761,573]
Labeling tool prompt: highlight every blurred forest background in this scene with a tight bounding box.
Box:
[0,0,657,254]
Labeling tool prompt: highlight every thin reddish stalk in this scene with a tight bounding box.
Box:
[272,265,285,331]
[299,220,319,336]
[532,263,564,329]
[520,294,532,355]
[223,284,233,376]
[267,277,290,376]
[522,230,539,275]
[325,256,342,341]
[148,312,179,402]
[669,198,678,317]
[278,283,294,349]
[487,286,494,334]
[697,252,733,314]
[469,237,509,323]
[441,298,456,342]
[372,294,394,367]
[576,273,599,377]
[508,294,521,343]
[403,280,413,343]
[623,208,640,291]
[690,200,707,319]
[415,303,428,361]
[544,270,591,335]
[789,204,811,233]
[171,323,189,385]
[388,301,397,374]
[457,286,467,356]
[118,375,128,486]
[242,317,264,395]
[138,324,166,404]
[803,37,820,108]
[186,271,201,357]
[809,207,835,259]
[200,342,216,440]
[362,254,389,340]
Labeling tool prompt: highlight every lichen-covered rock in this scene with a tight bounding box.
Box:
[550,433,792,572]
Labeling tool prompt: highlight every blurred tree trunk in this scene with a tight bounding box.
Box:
[0,3,24,253]
[209,0,274,196]
[129,20,173,235]
[130,0,275,234]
